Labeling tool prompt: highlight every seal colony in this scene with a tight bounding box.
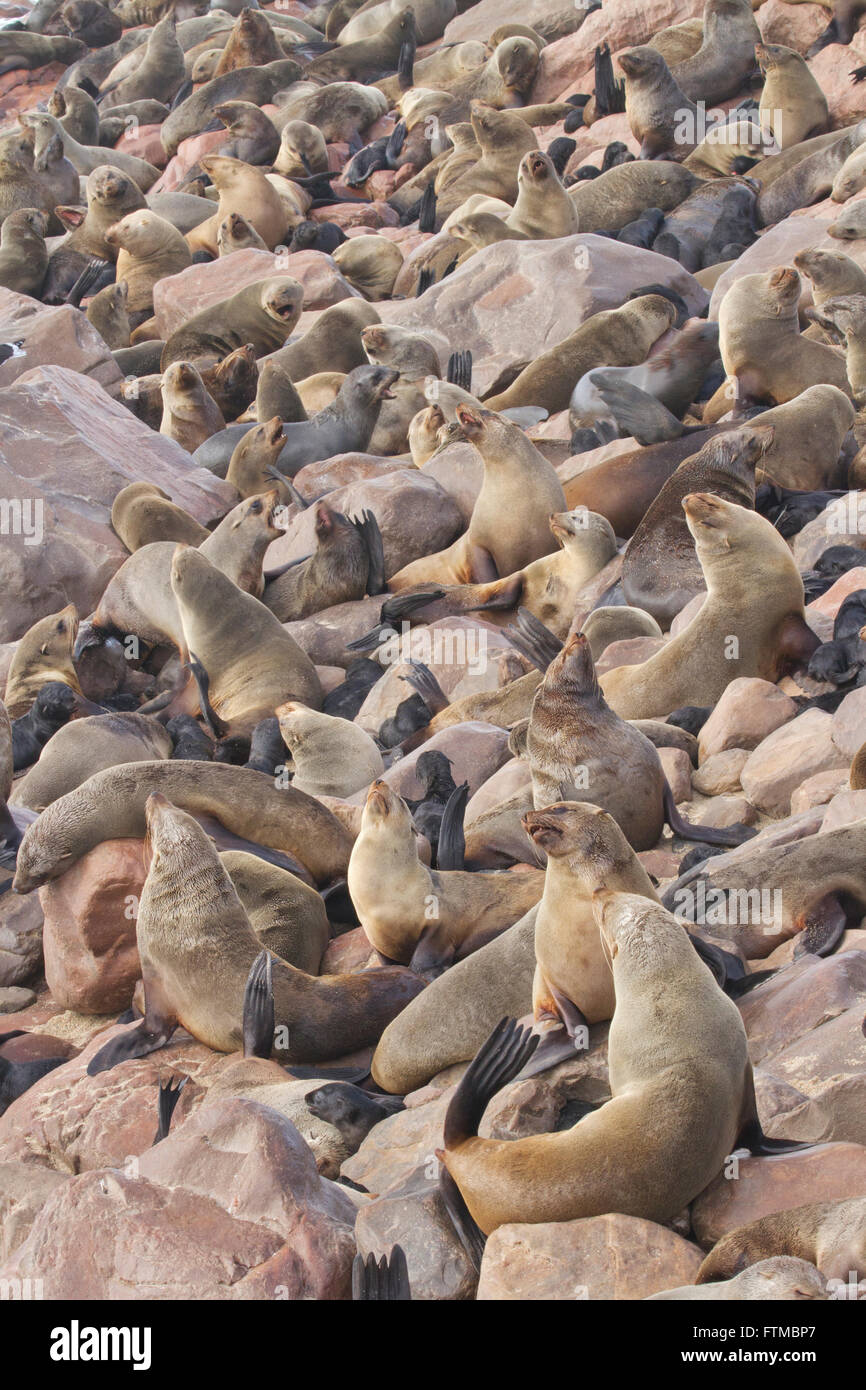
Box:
[0,0,864,1308]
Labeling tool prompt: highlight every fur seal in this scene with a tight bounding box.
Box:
[217,212,267,257]
[86,281,130,351]
[275,121,329,179]
[0,208,48,296]
[347,780,543,969]
[111,482,209,552]
[756,121,866,228]
[697,1198,866,1284]
[214,8,281,75]
[4,605,82,719]
[669,0,760,105]
[276,82,388,148]
[101,13,185,106]
[263,299,380,384]
[617,46,698,159]
[186,155,290,257]
[333,236,403,301]
[621,423,773,627]
[434,103,538,225]
[160,59,304,158]
[105,209,192,325]
[45,165,146,301]
[160,361,226,452]
[12,761,354,894]
[84,793,423,1071]
[600,495,819,718]
[808,293,866,406]
[649,1257,828,1300]
[263,501,379,620]
[221,848,329,975]
[388,405,566,588]
[795,248,866,308]
[211,101,279,166]
[829,201,866,241]
[504,149,578,239]
[160,277,303,369]
[437,890,754,1236]
[304,6,416,83]
[0,31,84,75]
[20,110,160,192]
[11,712,173,812]
[484,294,678,416]
[225,415,288,499]
[569,162,699,235]
[276,701,384,797]
[756,42,829,151]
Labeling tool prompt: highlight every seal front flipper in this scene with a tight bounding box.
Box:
[446,349,472,394]
[65,256,113,308]
[435,781,469,871]
[400,659,449,715]
[397,35,415,92]
[594,41,626,116]
[503,608,563,673]
[351,508,386,596]
[352,1245,411,1300]
[386,120,406,164]
[152,1074,188,1145]
[242,949,274,1059]
[409,920,455,979]
[87,976,178,1075]
[417,184,436,236]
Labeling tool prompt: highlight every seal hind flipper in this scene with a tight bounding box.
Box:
[446,349,472,393]
[65,257,113,308]
[663,781,757,849]
[186,653,229,740]
[503,608,563,673]
[351,508,386,596]
[852,65,866,84]
[242,949,274,1059]
[400,660,449,714]
[417,183,436,235]
[416,267,434,296]
[397,35,415,92]
[512,1024,585,1080]
[152,1074,188,1145]
[76,76,100,99]
[442,1016,538,1148]
[736,1115,814,1156]
[352,1245,411,1300]
[435,781,469,871]
[170,79,193,111]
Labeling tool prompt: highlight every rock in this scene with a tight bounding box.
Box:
[692,748,749,796]
[738,952,866,1065]
[807,567,866,624]
[0,892,43,988]
[0,987,36,1013]
[152,249,357,339]
[740,709,848,816]
[691,1143,866,1248]
[0,1160,68,1262]
[378,722,510,801]
[310,201,399,229]
[684,794,758,830]
[710,214,866,316]
[355,1167,477,1300]
[445,0,588,45]
[0,365,234,643]
[116,123,167,168]
[379,236,706,397]
[819,790,866,832]
[477,1213,704,1300]
[698,678,798,761]
[422,442,483,524]
[40,840,146,1016]
[341,1086,452,1196]
[321,926,379,975]
[292,452,407,501]
[0,291,121,396]
[0,1098,357,1299]
[285,594,395,669]
[758,0,828,53]
[659,746,692,804]
[760,1002,866,1103]
[831,686,866,759]
[793,500,866,571]
[791,768,849,813]
[808,42,866,127]
[265,470,463,581]
[594,636,667,675]
[466,758,533,823]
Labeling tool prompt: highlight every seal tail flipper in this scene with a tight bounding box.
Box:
[503,607,563,673]
[417,183,436,235]
[438,1167,486,1273]
[352,508,387,596]
[663,781,757,848]
[446,349,472,393]
[435,781,469,871]
[400,659,449,714]
[397,35,416,91]
[152,1074,188,1145]
[242,950,274,1059]
[263,463,307,510]
[442,1016,539,1148]
[352,1245,412,1300]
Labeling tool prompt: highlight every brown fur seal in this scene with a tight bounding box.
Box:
[186,155,289,257]
[11,712,172,812]
[62,0,122,48]
[19,110,160,192]
[808,293,866,406]
[160,277,303,369]
[217,212,267,257]
[105,209,191,326]
[48,86,99,147]
[160,361,226,452]
[505,149,578,239]
[86,280,130,351]
[221,849,328,976]
[111,481,209,552]
[83,793,423,1071]
[214,8,281,75]
[0,32,84,75]
[671,0,760,105]
[160,59,304,159]
[304,6,416,83]
[526,802,659,1027]
[276,701,383,797]
[333,236,403,301]
[275,82,388,148]
[435,103,537,223]
[621,423,773,627]
[12,761,353,895]
[756,121,866,229]
[568,161,699,236]
[101,13,185,107]
[388,405,566,588]
[275,120,329,179]
[226,416,287,499]
[4,605,82,718]
[756,42,829,151]
[600,494,818,718]
[438,890,753,1235]
[252,358,306,424]
[617,46,698,159]
[0,208,48,296]
[47,165,146,300]
[348,780,543,968]
[850,741,866,789]
[484,294,678,416]
[697,1199,866,1284]
[795,247,866,307]
[0,130,67,233]
[263,501,374,620]
[212,101,279,167]
[264,299,380,382]
[201,343,258,422]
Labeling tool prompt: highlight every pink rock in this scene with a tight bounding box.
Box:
[808,40,866,127]
[445,0,587,45]
[321,926,379,975]
[365,170,398,200]
[0,891,43,988]
[327,141,350,171]
[739,952,866,1065]
[698,678,798,761]
[791,768,849,813]
[0,291,121,396]
[691,748,749,796]
[292,453,408,500]
[116,123,167,168]
[758,0,828,53]
[311,201,399,229]
[151,127,227,194]
[818,790,866,833]
[355,1169,477,1300]
[40,840,145,1015]
[808,567,866,623]
[710,215,866,316]
[381,722,511,801]
[740,708,849,816]
[0,1160,68,1261]
[478,1213,703,1300]
[659,745,692,804]
[831,685,866,759]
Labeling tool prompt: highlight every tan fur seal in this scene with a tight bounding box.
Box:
[348,780,543,968]
[600,494,818,718]
[304,6,416,83]
[226,416,287,499]
[160,361,226,453]
[263,501,373,620]
[111,482,209,552]
[211,100,279,167]
[670,0,760,105]
[221,849,328,975]
[808,294,866,405]
[185,155,289,257]
[276,701,383,797]
[526,802,659,1027]
[829,202,866,241]
[484,294,678,416]
[388,405,566,588]
[434,103,537,223]
[83,792,423,1072]
[214,8,281,75]
[104,209,191,325]
[375,39,485,106]
[275,82,388,148]
[697,1199,866,1284]
[4,606,82,718]
[264,299,380,382]
[19,110,160,192]
[568,162,699,236]
[505,149,578,239]
[11,712,173,812]
[446,212,526,252]
[217,212,267,257]
[13,762,354,894]
[832,141,866,203]
[338,0,453,46]
[0,130,59,231]
[275,120,329,179]
[649,1257,828,1301]
[101,13,185,107]
[756,43,829,150]
[714,266,850,411]
[850,740,866,789]
[0,208,48,296]
[794,248,866,307]
[54,165,146,269]
[621,423,774,627]
[168,545,323,731]
[438,890,753,1235]
[160,277,303,369]
[361,322,440,453]
[0,32,84,76]
[617,46,698,159]
[333,236,403,301]
[85,281,130,351]
[253,358,306,424]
